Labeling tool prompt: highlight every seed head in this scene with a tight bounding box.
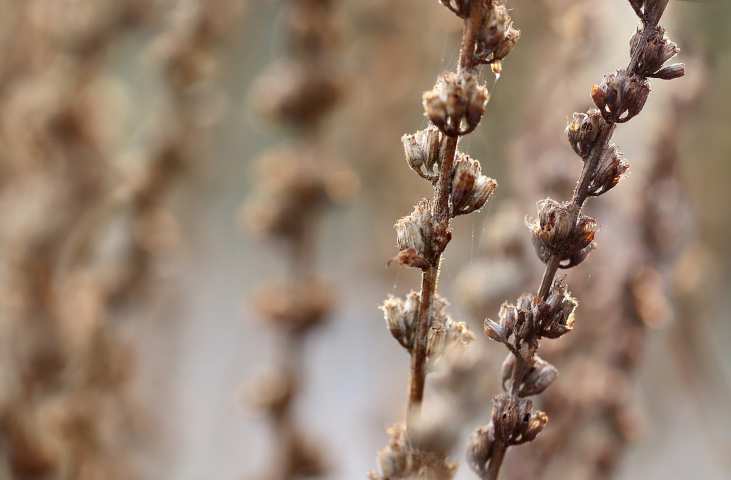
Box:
[566,109,606,159]
[631,26,679,77]
[587,143,630,197]
[423,71,489,137]
[466,424,496,476]
[475,3,521,65]
[592,70,650,123]
[394,199,433,269]
[451,152,497,216]
[652,63,685,80]
[528,199,598,267]
[402,126,442,182]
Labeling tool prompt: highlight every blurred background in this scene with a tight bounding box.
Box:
[0,1,729,479]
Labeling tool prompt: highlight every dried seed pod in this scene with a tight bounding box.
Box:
[591,70,650,123]
[518,356,558,397]
[451,152,497,216]
[528,198,598,266]
[254,279,335,335]
[370,423,458,480]
[511,400,548,445]
[402,126,442,182]
[539,278,577,339]
[491,393,519,444]
[536,198,574,244]
[652,63,685,80]
[382,291,473,366]
[381,293,418,350]
[394,199,433,269]
[484,318,508,343]
[631,26,679,77]
[466,424,496,476]
[587,143,630,197]
[247,369,296,417]
[250,61,342,127]
[423,71,489,137]
[489,394,547,446]
[566,109,606,159]
[475,3,521,65]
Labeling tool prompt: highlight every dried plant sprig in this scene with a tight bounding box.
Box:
[371,1,519,478]
[243,1,355,479]
[468,1,685,478]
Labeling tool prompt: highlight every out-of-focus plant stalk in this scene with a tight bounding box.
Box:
[243,0,356,478]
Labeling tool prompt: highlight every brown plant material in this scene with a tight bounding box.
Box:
[242,1,355,479]
[371,1,519,478]
[0,1,241,477]
[467,1,687,478]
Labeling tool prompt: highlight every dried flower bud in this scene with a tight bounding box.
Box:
[382,292,472,367]
[467,424,495,476]
[438,0,470,18]
[394,199,433,269]
[652,63,685,80]
[247,369,296,416]
[528,199,598,266]
[402,126,442,182]
[512,400,548,445]
[490,394,547,446]
[484,319,507,343]
[254,279,334,335]
[588,144,629,197]
[423,71,489,137]
[535,198,574,244]
[244,148,354,240]
[540,278,577,339]
[370,423,457,480]
[475,4,521,65]
[487,279,577,347]
[566,109,606,159]
[592,70,650,123]
[381,293,418,350]
[250,61,342,127]
[518,356,558,397]
[451,153,497,217]
[631,26,679,77]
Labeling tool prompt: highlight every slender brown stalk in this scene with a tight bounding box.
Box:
[470,1,687,478]
[373,1,521,478]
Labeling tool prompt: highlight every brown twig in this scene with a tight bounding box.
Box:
[373,1,521,478]
[471,1,686,478]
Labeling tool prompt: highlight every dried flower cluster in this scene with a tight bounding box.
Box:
[243,1,355,479]
[467,1,685,478]
[371,1,519,478]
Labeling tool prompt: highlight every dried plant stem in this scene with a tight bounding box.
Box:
[408,0,485,422]
[374,1,520,478]
[475,1,686,478]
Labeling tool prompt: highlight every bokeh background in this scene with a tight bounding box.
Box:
[0,1,729,479]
